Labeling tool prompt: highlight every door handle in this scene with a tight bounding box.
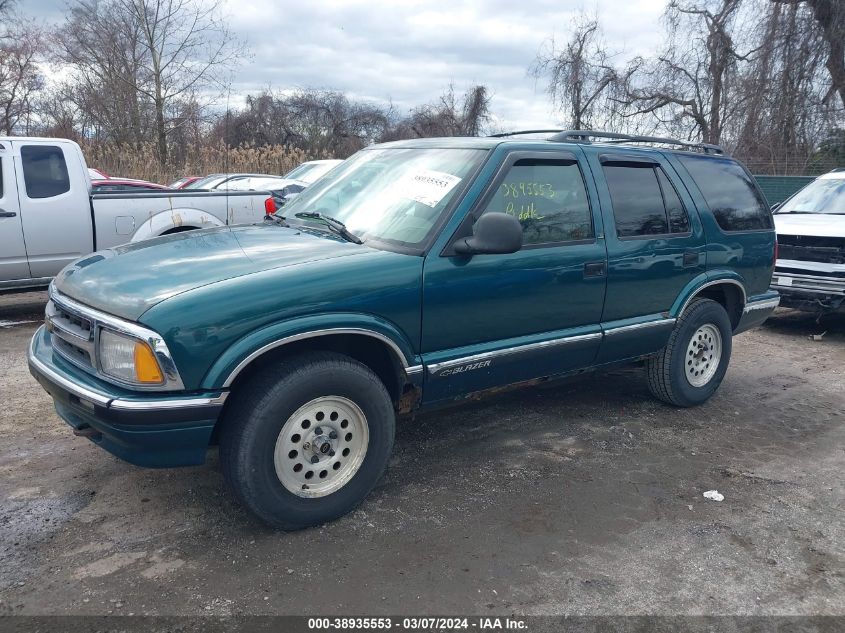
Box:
[0,210,17,218]
[583,261,606,278]
[682,250,699,268]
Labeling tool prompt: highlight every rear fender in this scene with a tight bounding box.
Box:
[131,207,224,242]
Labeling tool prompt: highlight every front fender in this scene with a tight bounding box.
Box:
[131,207,225,242]
[202,312,421,390]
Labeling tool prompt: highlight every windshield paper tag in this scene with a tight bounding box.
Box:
[401,169,462,207]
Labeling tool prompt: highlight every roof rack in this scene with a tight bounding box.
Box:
[549,130,726,155]
[488,129,565,138]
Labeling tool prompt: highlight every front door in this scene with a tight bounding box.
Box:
[0,143,30,283]
[421,149,607,404]
[12,141,93,278]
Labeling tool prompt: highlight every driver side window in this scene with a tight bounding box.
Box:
[480,158,594,245]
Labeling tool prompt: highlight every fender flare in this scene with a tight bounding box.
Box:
[201,312,422,390]
[130,207,225,242]
[670,271,747,320]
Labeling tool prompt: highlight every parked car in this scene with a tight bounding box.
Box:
[223,175,308,206]
[0,137,281,292]
[87,167,109,180]
[284,159,343,184]
[168,176,202,189]
[771,169,845,313]
[90,178,170,193]
[184,173,275,190]
[28,130,778,530]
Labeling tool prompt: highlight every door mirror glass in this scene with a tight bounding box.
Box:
[454,212,523,255]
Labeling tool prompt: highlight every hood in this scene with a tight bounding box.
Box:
[53,224,370,320]
[774,213,845,239]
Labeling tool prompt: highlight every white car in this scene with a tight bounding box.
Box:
[771,169,845,313]
[284,159,343,184]
[0,137,281,292]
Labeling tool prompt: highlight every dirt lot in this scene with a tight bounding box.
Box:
[0,290,843,617]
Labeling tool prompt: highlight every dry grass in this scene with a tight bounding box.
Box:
[80,141,333,184]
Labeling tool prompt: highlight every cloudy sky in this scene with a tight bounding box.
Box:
[26,0,668,129]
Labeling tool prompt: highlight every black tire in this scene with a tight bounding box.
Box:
[646,298,733,407]
[219,351,395,530]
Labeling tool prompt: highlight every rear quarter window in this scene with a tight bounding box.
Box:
[677,155,772,231]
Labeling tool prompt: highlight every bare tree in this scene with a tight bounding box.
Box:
[619,0,752,144]
[772,0,845,109]
[58,0,243,165]
[0,16,44,134]
[387,84,491,138]
[530,14,618,130]
[121,0,243,165]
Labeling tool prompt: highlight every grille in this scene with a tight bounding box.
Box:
[777,234,845,265]
[46,298,97,374]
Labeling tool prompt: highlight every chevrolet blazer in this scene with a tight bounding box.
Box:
[29,130,779,529]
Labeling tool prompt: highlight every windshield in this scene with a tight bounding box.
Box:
[281,148,487,247]
[777,177,845,215]
[286,161,342,184]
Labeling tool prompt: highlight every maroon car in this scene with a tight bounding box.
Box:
[90,178,170,193]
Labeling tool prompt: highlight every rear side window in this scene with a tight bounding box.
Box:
[21,145,71,199]
[603,165,691,237]
[481,158,594,245]
[677,155,772,231]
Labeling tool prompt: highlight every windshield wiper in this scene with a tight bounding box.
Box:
[294,212,363,244]
[264,213,289,227]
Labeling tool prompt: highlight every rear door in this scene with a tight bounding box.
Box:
[584,149,706,362]
[12,140,93,278]
[0,142,30,282]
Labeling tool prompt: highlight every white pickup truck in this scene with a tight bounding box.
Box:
[771,169,845,314]
[0,137,276,292]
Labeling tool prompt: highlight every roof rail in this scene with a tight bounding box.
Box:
[549,130,726,156]
[488,129,565,138]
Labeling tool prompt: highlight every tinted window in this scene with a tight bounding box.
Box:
[21,145,71,199]
[678,155,772,231]
[604,166,668,237]
[657,169,690,233]
[481,159,593,245]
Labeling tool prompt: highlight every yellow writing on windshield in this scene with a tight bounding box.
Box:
[506,201,543,221]
[501,182,556,199]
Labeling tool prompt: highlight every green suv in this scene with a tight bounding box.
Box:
[29,131,779,529]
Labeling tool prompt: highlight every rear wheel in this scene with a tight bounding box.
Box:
[646,298,733,407]
[220,351,395,529]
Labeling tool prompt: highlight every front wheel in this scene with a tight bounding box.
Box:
[220,352,395,530]
[646,298,733,407]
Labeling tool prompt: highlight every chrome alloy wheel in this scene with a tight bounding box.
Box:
[273,396,369,498]
[685,323,722,388]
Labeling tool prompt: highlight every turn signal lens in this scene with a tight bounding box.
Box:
[134,341,164,383]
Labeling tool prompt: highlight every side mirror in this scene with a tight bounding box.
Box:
[453,212,523,255]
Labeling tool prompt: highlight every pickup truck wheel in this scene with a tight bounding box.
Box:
[219,351,395,530]
[646,298,732,407]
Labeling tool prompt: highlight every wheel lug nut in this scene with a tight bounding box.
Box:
[303,442,311,450]
[329,431,338,439]
[310,455,319,464]
[314,426,323,435]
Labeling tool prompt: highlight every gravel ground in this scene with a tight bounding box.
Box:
[0,290,843,617]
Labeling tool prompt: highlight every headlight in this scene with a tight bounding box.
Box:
[98,329,164,385]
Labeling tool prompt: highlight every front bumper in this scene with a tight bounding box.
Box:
[770,269,845,313]
[28,325,226,467]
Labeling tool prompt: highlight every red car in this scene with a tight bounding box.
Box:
[168,176,202,189]
[90,178,170,193]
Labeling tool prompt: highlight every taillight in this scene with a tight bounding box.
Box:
[264,197,277,214]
